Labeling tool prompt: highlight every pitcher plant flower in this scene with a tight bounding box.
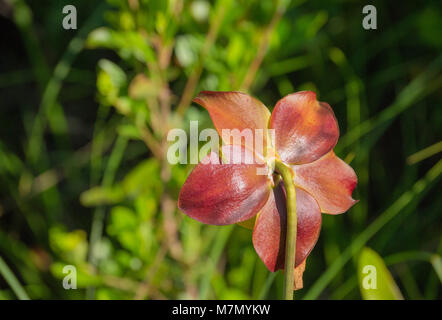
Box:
[178,91,358,299]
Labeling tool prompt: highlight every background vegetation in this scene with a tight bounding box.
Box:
[0,0,441,300]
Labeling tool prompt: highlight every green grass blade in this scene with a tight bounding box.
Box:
[407,141,442,165]
[430,255,442,284]
[0,256,30,300]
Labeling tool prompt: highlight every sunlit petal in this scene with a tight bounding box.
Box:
[178,145,271,225]
[193,91,271,154]
[270,91,339,164]
[293,150,358,214]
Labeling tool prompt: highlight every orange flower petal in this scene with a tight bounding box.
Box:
[270,91,339,164]
[193,91,271,153]
[178,145,271,225]
[292,150,358,214]
[252,184,321,272]
[294,259,306,290]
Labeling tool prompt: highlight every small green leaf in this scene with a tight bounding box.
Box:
[79,185,125,207]
[49,226,88,264]
[86,27,113,49]
[117,124,142,140]
[98,59,127,89]
[358,247,404,300]
[107,207,140,254]
[122,159,162,197]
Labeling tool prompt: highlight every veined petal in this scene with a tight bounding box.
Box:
[270,91,339,164]
[193,91,271,154]
[252,184,321,272]
[178,145,271,225]
[293,150,358,214]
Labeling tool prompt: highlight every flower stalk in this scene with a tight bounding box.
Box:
[275,160,297,300]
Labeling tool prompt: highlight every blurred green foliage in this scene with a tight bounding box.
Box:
[0,0,441,300]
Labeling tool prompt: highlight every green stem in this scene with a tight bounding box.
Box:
[275,160,297,300]
[0,256,30,300]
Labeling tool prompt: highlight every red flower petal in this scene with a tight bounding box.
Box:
[193,91,271,154]
[270,91,339,165]
[178,145,271,225]
[292,150,358,214]
[252,184,321,272]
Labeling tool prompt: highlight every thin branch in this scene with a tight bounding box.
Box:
[138,125,164,159]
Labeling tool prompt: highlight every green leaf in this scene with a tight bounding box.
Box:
[117,124,142,140]
[86,27,113,48]
[98,59,126,88]
[79,185,125,207]
[87,28,155,63]
[107,207,140,254]
[107,206,138,233]
[49,226,89,264]
[358,247,404,300]
[96,59,127,106]
[122,159,162,197]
